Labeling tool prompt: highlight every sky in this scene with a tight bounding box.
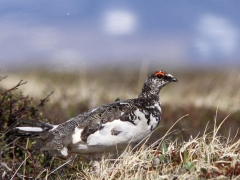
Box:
[0,1,240,70]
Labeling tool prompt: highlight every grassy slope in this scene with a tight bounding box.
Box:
[0,68,240,179]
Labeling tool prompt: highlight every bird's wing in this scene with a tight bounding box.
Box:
[45,99,137,153]
[73,99,139,142]
[11,99,140,156]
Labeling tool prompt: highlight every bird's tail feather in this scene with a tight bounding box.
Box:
[9,119,54,138]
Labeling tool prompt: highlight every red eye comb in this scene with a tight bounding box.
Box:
[154,71,165,77]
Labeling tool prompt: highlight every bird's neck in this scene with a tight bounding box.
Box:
[138,82,161,101]
[138,88,160,108]
[138,93,160,103]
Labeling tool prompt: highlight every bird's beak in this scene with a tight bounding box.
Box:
[171,77,178,82]
[166,74,178,82]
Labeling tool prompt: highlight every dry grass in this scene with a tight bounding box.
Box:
[85,112,240,180]
[2,114,239,179]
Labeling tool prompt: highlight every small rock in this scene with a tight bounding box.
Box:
[152,157,160,166]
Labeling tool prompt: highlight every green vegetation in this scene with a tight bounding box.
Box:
[0,68,239,179]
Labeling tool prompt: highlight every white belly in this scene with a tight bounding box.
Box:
[69,109,157,154]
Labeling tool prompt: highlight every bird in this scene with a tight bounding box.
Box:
[10,70,178,156]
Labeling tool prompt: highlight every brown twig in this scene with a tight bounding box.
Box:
[38,91,54,107]
[0,75,8,81]
[1,80,27,95]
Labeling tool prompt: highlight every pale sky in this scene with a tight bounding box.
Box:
[0,1,239,70]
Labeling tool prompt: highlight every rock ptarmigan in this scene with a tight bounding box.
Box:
[11,70,178,156]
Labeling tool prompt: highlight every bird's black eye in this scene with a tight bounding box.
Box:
[154,71,165,78]
[157,74,163,78]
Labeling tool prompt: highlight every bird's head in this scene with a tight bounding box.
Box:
[150,70,178,86]
[138,70,178,98]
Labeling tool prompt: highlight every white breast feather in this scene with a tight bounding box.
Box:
[50,125,59,131]
[87,109,151,146]
[149,114,158,128]
[154,103,161,112]
[60,147,68,156]
[68,109,160,154]
[72,127,83,144]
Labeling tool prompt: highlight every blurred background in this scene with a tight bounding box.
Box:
[0,1,240,140]
[0,0,240,71]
